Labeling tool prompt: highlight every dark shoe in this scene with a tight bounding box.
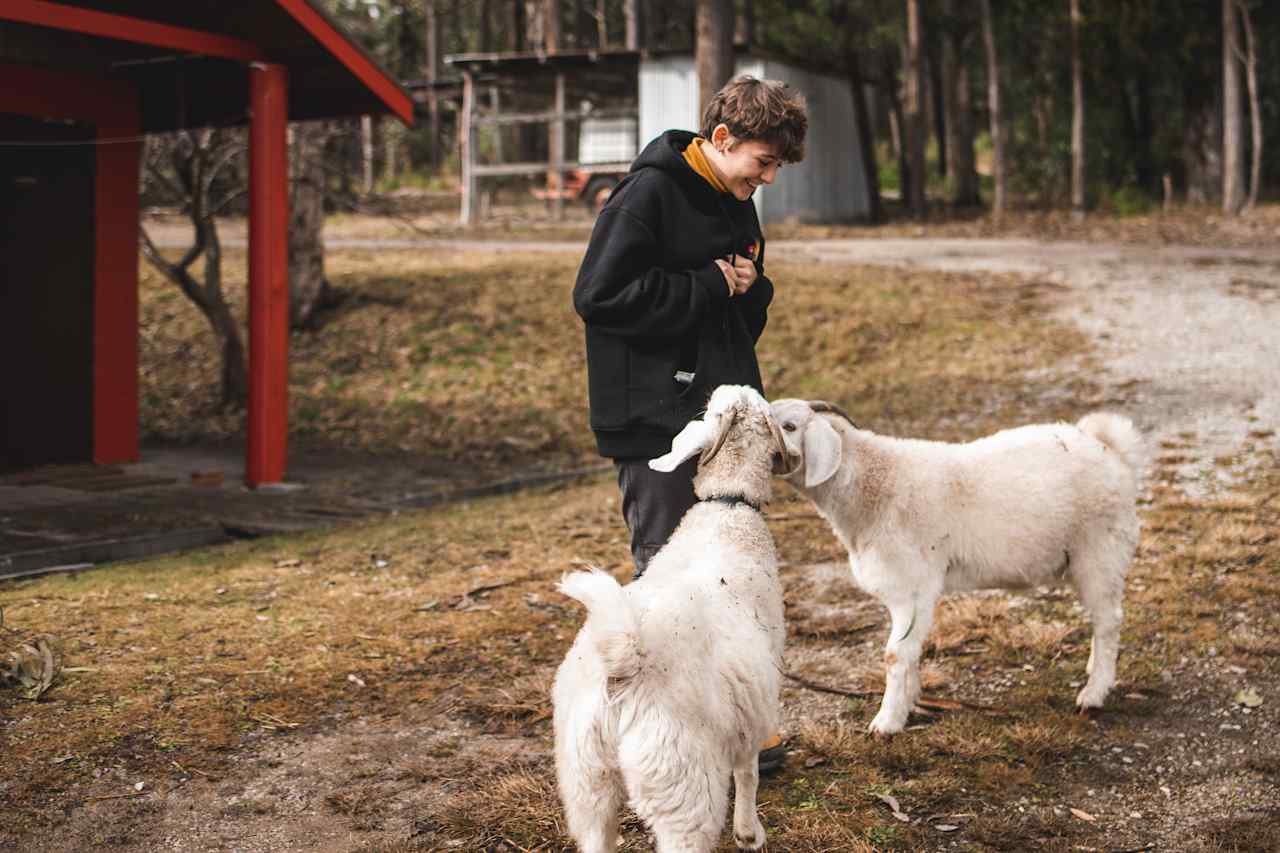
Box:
[757,734,786,775]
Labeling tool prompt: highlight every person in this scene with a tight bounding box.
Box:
[571,74,808,774]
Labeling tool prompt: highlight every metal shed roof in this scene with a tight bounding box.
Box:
[1,0,414,131]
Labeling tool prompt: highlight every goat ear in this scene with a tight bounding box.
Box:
[803,416,842,488]
[648,419,712,472]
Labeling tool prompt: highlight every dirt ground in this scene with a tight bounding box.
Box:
[3,231,1278,851]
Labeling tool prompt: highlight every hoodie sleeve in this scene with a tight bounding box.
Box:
[573,204,729,339]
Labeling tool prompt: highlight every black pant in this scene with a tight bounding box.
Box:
[614,456,698,578]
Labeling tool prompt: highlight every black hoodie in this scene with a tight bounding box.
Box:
[572,130,774,459]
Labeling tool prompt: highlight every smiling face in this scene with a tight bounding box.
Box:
[704,124,784,201]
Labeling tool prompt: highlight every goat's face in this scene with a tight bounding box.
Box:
[650,385,785,473]
[769,399,845,488]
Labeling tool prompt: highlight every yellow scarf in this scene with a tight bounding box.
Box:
[682,137,729,194]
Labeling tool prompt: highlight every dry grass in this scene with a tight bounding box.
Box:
[138,241,1096,483]
[4,239,1279,850]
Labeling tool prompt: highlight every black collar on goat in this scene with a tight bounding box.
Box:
[700,494,763,512]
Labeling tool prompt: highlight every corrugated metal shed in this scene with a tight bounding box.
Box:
[639,54,870,224]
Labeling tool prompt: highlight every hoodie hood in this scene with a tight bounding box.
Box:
[630,130,721,198]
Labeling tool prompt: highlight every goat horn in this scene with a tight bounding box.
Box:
[700,406,738,465]
[808,400,859,428]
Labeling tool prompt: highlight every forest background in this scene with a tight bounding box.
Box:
[141,0,1276,406]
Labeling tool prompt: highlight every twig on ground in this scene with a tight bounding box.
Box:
[783,671,880,699]
[784,672,1005,715]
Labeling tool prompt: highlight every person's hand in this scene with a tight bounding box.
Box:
[731,253,758,295]
[716,254,758,297]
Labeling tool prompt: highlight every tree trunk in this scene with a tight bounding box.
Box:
[289,121,331,331]
[1222,0,1245,214]
[138,131,248,408]
[1237,0,1261,212]
[360,115,374,195]
[510,0,524,50]
[905,0,927,218]
[1184,86,1223,205]
[735,0,755,48]
[424,0,441,169]
[597,0,608,47]
[544,0,561,52]
[983,0,1003,219]
[524,1,544,49]
[849,54,885,223]
[882,49,909,205]
[383,118,399,185]
[1070,0,1085,219]
[927,34,946,181]
[624,0,641,49]
[941,0,979,206]
[980,0,1006,219]
[696,0,735,116]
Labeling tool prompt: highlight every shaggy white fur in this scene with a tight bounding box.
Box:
[770,400,1142,735]
[552,386,786,852]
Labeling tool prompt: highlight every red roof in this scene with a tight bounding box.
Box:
[1,0,414,129]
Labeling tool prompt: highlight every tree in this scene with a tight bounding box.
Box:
[940,0,979,206]
[288,122,335,330]
[543,0,561,51]
[1235,0,1262,212]
[1222,0,1245,214]
[423,0,442,169]
[696,0,735,114]
[980,0,1007,219]
[904,0,927,217]
[624,0,641,48]
[139,130,249,408]
[1070,0,1085,219]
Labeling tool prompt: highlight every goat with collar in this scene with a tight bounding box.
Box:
[552,385,789,853]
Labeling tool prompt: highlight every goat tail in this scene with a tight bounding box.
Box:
[1077,412,1143,475]
[558,568,643,683]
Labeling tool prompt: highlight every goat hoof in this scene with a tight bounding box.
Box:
[1075,684,1109,711]
[867,712,906,737]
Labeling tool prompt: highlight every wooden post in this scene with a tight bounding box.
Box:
[551,71,566,221]
[460,69,476,225]
[247,62,290,487]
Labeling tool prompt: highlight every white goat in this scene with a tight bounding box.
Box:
[770,399,1141,735]
[552,385,788,853]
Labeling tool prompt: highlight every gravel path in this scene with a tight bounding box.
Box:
[773,237,1280,492]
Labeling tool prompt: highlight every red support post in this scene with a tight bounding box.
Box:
[246,63,290,487]
[93,109,142,464]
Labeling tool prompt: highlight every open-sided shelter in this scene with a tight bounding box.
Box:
[445,46,870,226]
[1,1,413,485]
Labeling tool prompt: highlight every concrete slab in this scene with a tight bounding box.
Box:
[0,444,608,580]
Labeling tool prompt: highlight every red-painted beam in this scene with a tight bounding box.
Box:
[274,0,416,126]
[1,0,265,63]
[246,63,291,487]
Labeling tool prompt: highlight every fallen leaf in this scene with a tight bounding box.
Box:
[1070,807,1097,822]
[1234,688,1263,708]
[934,824,959,832]
[875,793,910,822]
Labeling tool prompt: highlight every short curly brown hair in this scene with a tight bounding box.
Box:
[700,75,808,163]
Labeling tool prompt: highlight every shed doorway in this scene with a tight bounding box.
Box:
[1,117,96,471]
